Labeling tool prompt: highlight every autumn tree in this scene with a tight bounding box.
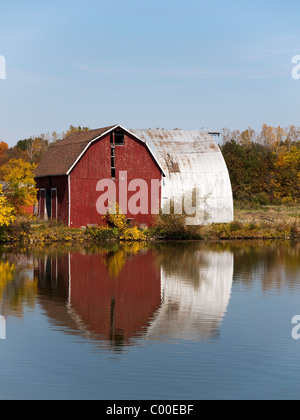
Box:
[222,128,242,145]
[0,141,9,167]
[256,124,286,155]
[221,140,276,202]
[274,146,300,201]
[222,127,258,147]
[64,125,89,137]
[0,159,38,215]
[0,141,8,156]
[284,126,300,152]
[16,137,49,163]
[240,128,257,146]
[0,185,15,227]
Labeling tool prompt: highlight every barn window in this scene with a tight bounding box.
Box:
[110,130,125,146]
[114,132,124,145]
[111,147,116,179]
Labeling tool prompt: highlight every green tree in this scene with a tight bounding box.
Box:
[221,140,276,202]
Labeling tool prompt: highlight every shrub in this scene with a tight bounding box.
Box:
[85,226,119,241]
[5,217,32,243]
[102,203,128,230]
[120,227,147,242]
[228,221,243,232]
[251,192,270,206]
[281,196,294,206]
[153,213,202,240]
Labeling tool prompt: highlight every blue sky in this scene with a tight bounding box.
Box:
[0,0,300,146]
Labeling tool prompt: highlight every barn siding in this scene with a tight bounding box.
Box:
[35,176,69,225]
[69,132,162,227]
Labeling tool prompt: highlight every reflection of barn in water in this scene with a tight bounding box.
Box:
[35,244,234,351]
[36,247,161,350]
[147,244,234,341]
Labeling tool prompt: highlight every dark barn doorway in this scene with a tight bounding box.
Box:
[46,189,52,219]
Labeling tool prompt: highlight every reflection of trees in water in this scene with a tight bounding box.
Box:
[156,240,300,292]
[224,241,300,292]
[0,251,37,317]
[153,242,232,287]
[101,242,149,277]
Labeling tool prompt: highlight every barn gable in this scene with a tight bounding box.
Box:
[35,125,165,178]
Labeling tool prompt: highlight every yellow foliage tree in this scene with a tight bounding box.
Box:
[274,146,300,200]
[0,159,38,214]
[257,124,286,155]
[102,203,128,230]
[65,125,89,137]
[0,185,15,226]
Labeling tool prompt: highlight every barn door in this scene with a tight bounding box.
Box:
[39,189,46,219]
[51,189,57,219]
[46,189,52,219]
[38,188,57,220]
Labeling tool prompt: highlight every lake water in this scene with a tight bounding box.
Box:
[0,241,300,400]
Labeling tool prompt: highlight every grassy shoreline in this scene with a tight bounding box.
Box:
[1,203,299,245]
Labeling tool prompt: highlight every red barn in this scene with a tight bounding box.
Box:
[35,124,234,227]
[34,125,165,228]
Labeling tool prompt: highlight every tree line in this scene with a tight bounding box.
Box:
[0,123,300,228]
[221,124,300,205]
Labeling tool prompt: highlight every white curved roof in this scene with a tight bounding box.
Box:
[130,128,224,172]
[129,128,234,224]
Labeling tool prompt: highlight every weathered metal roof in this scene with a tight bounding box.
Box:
[129,128,226,175]
[129,128,233,224]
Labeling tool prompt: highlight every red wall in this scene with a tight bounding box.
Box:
[69,132,162,227]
